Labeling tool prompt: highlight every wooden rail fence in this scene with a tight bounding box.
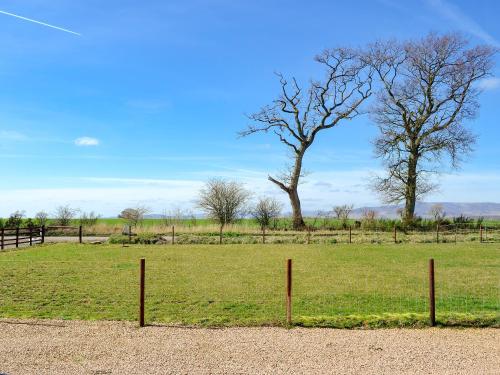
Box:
[0,225,84,250]
[0,226,44,250]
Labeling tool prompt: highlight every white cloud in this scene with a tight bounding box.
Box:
[478,77,500,91]
[426,0,500,47]
[75,137,99,146]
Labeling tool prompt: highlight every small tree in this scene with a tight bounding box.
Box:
[54,205,77,226]
[34,211,49,227]
[333,204,354,229]
[428,204,446,224]
[79,211,100,227]
[5,211,25,228]
[119,206,150,227]
[251,197,282,238]
[361,209,377,230]
[198,179,250,244]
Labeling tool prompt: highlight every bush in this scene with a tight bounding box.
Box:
[108,234,130,244]
[108,232,162,244]
[5,211,25,228]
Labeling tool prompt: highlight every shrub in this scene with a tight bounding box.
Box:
[5,211,25,228]
[108,232,162,244]
[108,234,130,244]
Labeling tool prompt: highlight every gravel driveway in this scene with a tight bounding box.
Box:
[0,319,498,375]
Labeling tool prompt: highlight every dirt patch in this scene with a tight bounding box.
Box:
[0,319,498,374]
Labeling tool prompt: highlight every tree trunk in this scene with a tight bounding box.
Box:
[404,152,418,225]
[268,149,307,230]
[288,187,305,230]
[289,150,306,230]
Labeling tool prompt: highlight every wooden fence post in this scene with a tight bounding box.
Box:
[480,225,483,243]
[219,226,223,245]
[128,225,132,244]
[349,226,352,244]
[29,227,33,246]
[15,227,19,248]
[139,258,145,327]
[436,224,439,243]
[172,226,175,245]
[286,259,292,325]
[1,227,4,250]
[41,225,45,244]
[262,227,265,244]
[394,225,397,243]
[79,225,83,244]
[429,259,436,327]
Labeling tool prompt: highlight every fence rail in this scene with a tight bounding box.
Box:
[0,225,85,250]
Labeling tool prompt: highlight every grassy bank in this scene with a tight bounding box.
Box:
[0,243,498,327]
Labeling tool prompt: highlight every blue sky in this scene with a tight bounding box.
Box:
[0,0,499,216]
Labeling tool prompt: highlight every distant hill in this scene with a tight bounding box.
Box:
[350,202,500,219]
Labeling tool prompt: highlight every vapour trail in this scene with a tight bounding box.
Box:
[0,9,81,36]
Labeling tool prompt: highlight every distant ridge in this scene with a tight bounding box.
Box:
[350,202,500,219]
[142,202,500,220]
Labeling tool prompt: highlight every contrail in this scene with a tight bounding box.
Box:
[0,9,81,36]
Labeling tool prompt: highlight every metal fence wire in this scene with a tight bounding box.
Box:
[1,254,498,326]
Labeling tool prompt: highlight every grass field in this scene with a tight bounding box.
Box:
[0,243,498,328]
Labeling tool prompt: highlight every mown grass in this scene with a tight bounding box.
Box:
[0,243,498,328]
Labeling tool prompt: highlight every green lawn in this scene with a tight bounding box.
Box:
[0,243,498,328]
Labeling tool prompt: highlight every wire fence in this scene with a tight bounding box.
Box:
[160,224,500,245]
[1,254,497,327]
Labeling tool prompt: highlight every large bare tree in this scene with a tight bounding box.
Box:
[366,33,495,224]
[240,48,373,229]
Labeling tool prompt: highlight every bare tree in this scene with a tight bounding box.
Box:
[119,206,150,227]
[198,179,250,243]
[334,204,354,228]
[366,33,495,224]
[240,48,373,229]
[251,197,282,230]
[428,204,446,224]
[34,211,49,227]
[333,206,343,220]
[54,205,77,226]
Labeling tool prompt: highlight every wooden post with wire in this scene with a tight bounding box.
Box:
[262,227,265,244]
[172,226,175,245]
[286,259,292,325]
[436,224,439,243]
[15,227,19,248]
[1,227,4,250]
[429,259,436,327]
[394,225,397,243]
[79,225,83,244]
[139,258,145,327]
[349,226,352,244]
[480,225,483,243]
[41,225,45,244]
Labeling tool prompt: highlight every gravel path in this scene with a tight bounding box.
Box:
[0,319,498,375]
